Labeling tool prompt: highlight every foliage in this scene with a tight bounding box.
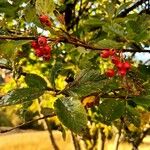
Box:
[0,0,150,149]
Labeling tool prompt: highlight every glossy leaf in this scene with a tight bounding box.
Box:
[54,97,87,133]
[96,99,125,124]
[25,74,47,90]
[66,69,107,97]
[125,105,140,127]
[0,88,44,106]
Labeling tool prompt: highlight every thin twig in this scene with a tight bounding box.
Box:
[44,118,60,150]
[132,126,150,149]
[0,35,150,52]
[0,113,56,133]
[71,132,81,150]
[37,99,60,150]
[117,0,149,17]
[114,119,123,150]
[100,128,106,150]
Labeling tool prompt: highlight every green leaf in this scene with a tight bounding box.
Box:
[138,65,150,79]
[97,39,124,49]
[35,0,55,16]
[25,74,47,90]
[78,52,98,70]
[0,1,17,18]
[54,97,87,133]
[96,99,125,124]
[125,106,140,127]
[66,69,107,97]
[0,88,44,106]
[103,23,125,37]
[134,31,150,42]
[24,5,37,23]
[0,41,29,57]
[131,95,150,108]
[84,17,103,28]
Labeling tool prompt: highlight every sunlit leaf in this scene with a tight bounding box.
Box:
[35,0,55,16]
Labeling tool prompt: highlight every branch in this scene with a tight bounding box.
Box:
[117,0,149,17]
[0,35,150,53]
[37,99,59,150]
[0,112,56,133]
[134,127,150,148]
[114,119,123,150]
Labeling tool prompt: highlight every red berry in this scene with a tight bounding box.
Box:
[111,56,120,65]
[43,45,51,55]
[118,69,127,76]
[39,15,49,23]
[37,36,47,46]
[31,41,38,49]
[45,20,51,27]
[39,15,51,27]
[43,54,51,61]
[35,48,43,57]
[109,49,116,56]
[116,61,123,69]
[101,50,110,58]
[123,62,131,70]
[106,69,115,77]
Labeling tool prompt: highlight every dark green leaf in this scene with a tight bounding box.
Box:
[0,0,24,18]
[131,95,150,108]
[96,99,125,124]
[0,88,44,106]
[125,105,140,127]
[66,69,107,97]
[25,74,47,90]
[54,97,87,133]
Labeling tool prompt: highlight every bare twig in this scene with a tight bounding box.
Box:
[117,0,149,17]
[100,128,106,150]
[114,119,123,150]
[71,132,81,150]
[37,99,60,150]
[0,113,56,133]
[132,127,150,150]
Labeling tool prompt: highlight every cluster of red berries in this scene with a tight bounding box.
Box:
[100,49,131,77]
[31,36,51,61]
[39,15,51,27]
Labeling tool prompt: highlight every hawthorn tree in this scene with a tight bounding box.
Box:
[0,0,150,150]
